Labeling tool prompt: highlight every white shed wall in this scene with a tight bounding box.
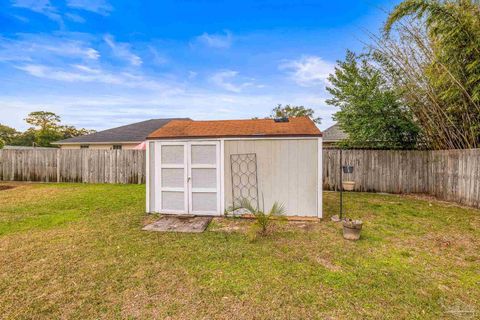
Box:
[224,138,320,217]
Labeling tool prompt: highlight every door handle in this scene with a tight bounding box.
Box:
[187,177,191,182]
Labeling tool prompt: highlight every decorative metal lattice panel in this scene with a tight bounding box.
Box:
[230,153,259,210]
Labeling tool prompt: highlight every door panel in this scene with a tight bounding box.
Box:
[188,142,220,215]
[158,142,188,213]
[191,145,217,164]
[161,145,184,164]
[191,168,217,188]
[161,168,184,188]
[191,192,217,212]
[156,141,220,215]
[162,191,185,211]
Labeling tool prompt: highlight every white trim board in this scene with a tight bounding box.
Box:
[146,140,150,212]
[317,137,323,218]
[147,136,321,142]
[220,139,225,215]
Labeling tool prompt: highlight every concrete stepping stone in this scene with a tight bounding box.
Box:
[142,216,212,233]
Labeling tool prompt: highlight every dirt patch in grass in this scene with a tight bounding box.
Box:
[208,217,320,234]
[209,217,251,233]
[315,256,343,272]
[0,185,15,191]
[401,193,476,210]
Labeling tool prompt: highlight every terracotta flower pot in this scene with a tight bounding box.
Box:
[343,219,363,241]
[342,181,355,191]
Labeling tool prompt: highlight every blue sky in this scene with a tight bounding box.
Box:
[0,0,398,131]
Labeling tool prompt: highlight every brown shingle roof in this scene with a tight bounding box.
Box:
[147,117,321,139]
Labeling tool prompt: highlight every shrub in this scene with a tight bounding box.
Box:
[238,198,286,238]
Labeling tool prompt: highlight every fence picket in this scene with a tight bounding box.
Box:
[0,148,479,208]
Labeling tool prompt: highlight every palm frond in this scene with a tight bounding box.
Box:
[268,201,286,216]
[238,198,258,214]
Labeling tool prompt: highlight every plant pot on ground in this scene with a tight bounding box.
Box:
[343,219,363,240]
[342,181,355,191]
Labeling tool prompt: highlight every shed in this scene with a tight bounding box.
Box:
[146,117,323,218]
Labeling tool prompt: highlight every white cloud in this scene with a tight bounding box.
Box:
[66,0,112,15]
[11,0,62,23]
[15,63,181,92]
[12,0,51,12]
[209,70,246,92]
[280,55,334,87]
[12,14,29,23]
[210,70,239,92]
[0,34,99,62]
[149,46,168,65]
[196,30,232,49]
[104,34,142,66]
[0,79,336,131]
[85,48,100,59]
[65,12,86,23]
[0,90,278,130]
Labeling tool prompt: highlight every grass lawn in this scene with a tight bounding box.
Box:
[0,183,479,319]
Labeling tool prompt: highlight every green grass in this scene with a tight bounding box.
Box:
[0,183,479,319]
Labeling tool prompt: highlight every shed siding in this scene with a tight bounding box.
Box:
[224,139,318,217]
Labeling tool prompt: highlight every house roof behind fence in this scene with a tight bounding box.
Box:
[147,116,322,139]
[322,123,348,142]
[3,145,55,150]
[53,118,190,144]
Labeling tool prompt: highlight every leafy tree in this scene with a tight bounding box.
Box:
[23,111,62,147]
[9,128,36,147]
[0,124,19,145]
[326,51,420,149]
[270,104,321,124]
[36,128,63,147]
[380,0,480,149]
[8,111,93,147]
[0,138,4,149]
[25,111,61,129]
[60,125,95,139]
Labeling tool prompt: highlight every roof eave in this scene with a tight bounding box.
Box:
[52,141,143,145]
[146,134,322,140]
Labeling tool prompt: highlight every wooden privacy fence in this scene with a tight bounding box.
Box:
[0,149,145,184]
[323,149,480,208]
[0,148,479,208]
[323,149,429,194]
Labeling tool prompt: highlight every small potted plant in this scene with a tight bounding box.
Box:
[342,218,363,240]
[341,165,355,191]
[342,181,356,191]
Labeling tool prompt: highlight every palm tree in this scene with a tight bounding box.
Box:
[238,198,286,236]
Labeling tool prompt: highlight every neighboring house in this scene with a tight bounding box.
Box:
[145,117,323,218]
[3,145,54,150]
[53,118,189,150]
[322,123,348,148]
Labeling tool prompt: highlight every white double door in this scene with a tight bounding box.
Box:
[157,141,220,215]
